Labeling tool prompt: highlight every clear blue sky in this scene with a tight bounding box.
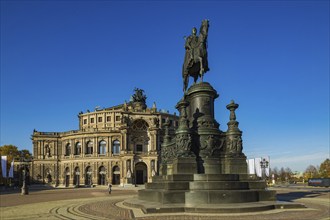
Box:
[1,0,329,172]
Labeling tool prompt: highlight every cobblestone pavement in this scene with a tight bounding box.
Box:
[0,185,329,220]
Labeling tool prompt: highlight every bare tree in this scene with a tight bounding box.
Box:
[319,158,330,178]
[303,165,319,180]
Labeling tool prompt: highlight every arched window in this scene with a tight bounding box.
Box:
[112,140,120,155]
[74,142,81,155]
[131,119,149,153]
[65,143,71,156]
[98,140,106,155]
[86,141,93,155]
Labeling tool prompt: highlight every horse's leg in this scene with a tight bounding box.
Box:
[199,57,204,82]
[183,74,188,92]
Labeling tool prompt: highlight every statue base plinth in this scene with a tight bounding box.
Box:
[220,154,247,174]
[172,157,197,174]
[197,157,221,174]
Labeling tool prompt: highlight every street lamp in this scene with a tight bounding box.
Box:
[20,153,29,195]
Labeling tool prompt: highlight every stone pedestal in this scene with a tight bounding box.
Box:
[220,155,248,174]
[128,82,282,213]
[172,157,197,174]
[197,157,222,174]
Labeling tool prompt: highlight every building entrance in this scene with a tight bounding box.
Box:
[98,166,106,185]
[112,166,120,185]
[135,162,147,184]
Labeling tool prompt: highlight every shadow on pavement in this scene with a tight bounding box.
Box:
[277,190,329,202]
[0,184,54,195]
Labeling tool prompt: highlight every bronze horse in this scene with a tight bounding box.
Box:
[182,20,209,92]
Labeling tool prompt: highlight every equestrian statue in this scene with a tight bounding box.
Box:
[182,19,209,92]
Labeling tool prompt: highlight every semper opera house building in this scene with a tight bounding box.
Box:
[31,89,178,187]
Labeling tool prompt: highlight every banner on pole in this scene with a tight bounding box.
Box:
[1,156,7,178]
[246,158,255,174]
[8,159,14,178]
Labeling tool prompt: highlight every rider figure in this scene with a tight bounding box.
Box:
[182,20,209,92]
[185,27,199,67]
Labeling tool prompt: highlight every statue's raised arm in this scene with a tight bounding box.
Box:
[182,19,209,92]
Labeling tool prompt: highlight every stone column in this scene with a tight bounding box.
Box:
[183,82,223,174]
[106,136,110,157]
[171,98,197,174]
[121,129,127,152]
[185,82,221,156]
[81,139,85,157]
[220,100,247,174]
[153,131,158,152]
[147,160,152,183]
[94,137,97,157]
[42,141,45,159]
[121,160,124,186]
[148,129,156,152]
[109,136,112,157]
[37,141,41,159]
[108,161,112,184]
[70,140,73,159]
[54,141,57,159]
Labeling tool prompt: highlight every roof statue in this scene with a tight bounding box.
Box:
[132,88,147,104]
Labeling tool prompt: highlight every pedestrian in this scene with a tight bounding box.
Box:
[108,184,112,194]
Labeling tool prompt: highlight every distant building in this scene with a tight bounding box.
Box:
[30,89,178,187]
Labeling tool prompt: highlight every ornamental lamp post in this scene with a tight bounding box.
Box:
[20,153,29,195]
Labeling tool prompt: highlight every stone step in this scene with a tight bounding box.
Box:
[147,180,266,190]
[185,190,276,204]
[164,174,194,181]
[138,189,276,204]
[153,174,261,182]
[238,174,260,180]
[246,181,267,189]
[190,180,266,190]
[138,189,187,204]
[145,182,189,190]
[151,176,164,182]
[124,198,305,214]
[193,174,240,181]
[160,174,242,182]
[189,181,249,190]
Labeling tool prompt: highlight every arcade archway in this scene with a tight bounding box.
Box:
[64,167,70,187]
[112,166,120,185]
[98,166,106,185]
[135,162,147,184]
[73,167,80,186]
[85,166,92,186]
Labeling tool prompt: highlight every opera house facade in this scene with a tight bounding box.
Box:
[31,89,178,187]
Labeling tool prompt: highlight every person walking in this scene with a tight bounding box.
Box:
[108,184,112,194]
